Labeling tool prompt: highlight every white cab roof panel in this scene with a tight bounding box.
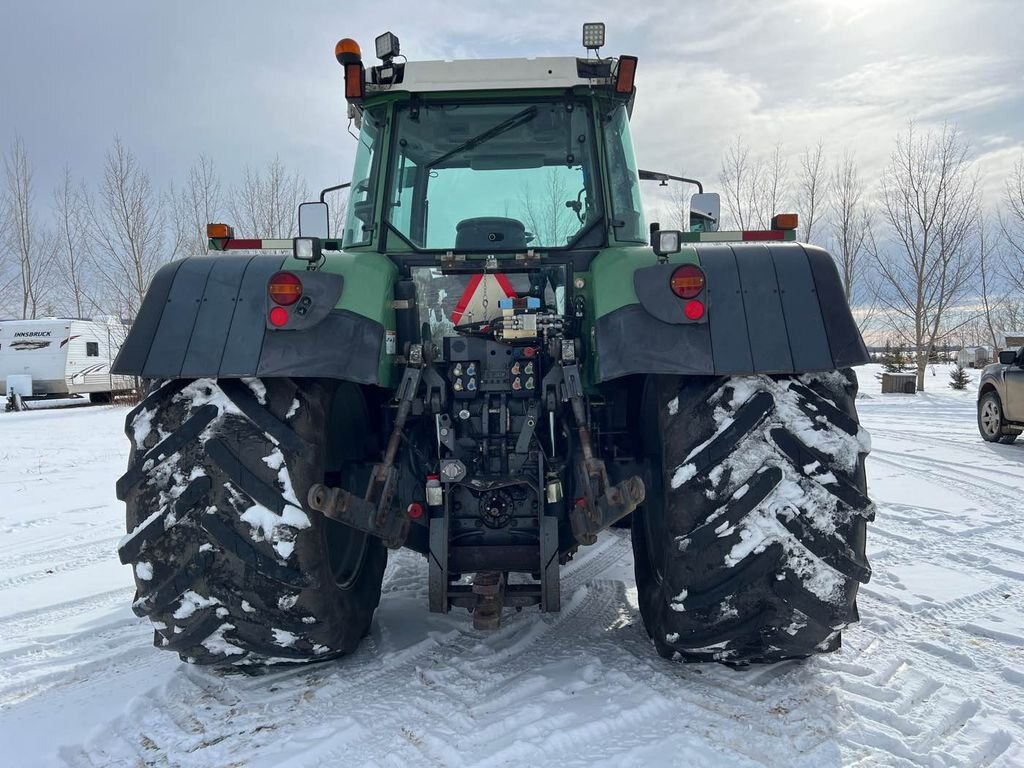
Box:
[369,57,608,94]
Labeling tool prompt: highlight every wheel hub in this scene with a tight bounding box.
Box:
[981,400,1001,436]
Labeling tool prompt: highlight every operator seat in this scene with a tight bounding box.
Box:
[455,217,528,250]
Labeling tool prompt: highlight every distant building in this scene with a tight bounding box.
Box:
[958,347,990,368]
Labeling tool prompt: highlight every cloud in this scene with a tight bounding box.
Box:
[1,0,1022,229]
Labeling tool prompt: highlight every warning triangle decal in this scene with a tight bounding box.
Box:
[451,274,517,325]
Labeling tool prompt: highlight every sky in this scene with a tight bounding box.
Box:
[2,0,1023,226]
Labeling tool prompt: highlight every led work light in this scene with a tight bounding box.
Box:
[582,22,605,51]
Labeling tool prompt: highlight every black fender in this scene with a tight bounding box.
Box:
[594,242,869,382]
[112,255,384,385]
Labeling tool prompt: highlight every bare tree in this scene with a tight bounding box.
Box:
[53,166,93,317]
[0,196,14,314]
[3,138,55,319]
[228,157,308,238]
[718,136,762,230]
[830,152,871,303]
[178,154,223,255]
[997,298,1024,334]
[88,138,177,318]
[519,169,576,246]
[327,188,348,241]
[667,172,691,231]
[753,143,789,229]
[797,141,829,244]
[1001,154,1024,294]
[873,123,980,391]
[977,216,1009,350]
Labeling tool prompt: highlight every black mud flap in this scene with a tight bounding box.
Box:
[595,242,869,381]
[112,255,383,384]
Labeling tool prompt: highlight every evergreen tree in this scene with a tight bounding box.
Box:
[949,363,971,390]
[884,344,910,373]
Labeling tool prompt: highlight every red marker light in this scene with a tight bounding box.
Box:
[406,502,425,520]
[269,307,289,327]
[684,300,705,321]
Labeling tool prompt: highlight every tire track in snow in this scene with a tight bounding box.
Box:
[62,533,632,767]
[0,586,134,643]
[0,535,122,592]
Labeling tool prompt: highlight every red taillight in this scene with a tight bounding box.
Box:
[684,299,705,321]
[269,307,289,327]
[269,271,302,306]
[670,264,705,299]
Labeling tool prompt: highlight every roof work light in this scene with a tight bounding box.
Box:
[582,22,605,52]
[375,31,400,61]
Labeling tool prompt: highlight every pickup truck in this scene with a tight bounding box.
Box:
[978,346,1024,443]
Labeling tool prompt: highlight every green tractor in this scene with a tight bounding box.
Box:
[113,25,873,667]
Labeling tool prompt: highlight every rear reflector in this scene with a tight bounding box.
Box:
[268,271,302,306]
[684,299,705,321]
[269,307,289,327]
[669,264,705,299]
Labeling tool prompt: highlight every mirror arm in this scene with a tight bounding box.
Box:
[319,181,352,203]
[638,170,703,194]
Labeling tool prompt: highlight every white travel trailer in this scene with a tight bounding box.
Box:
[0,317,135,404]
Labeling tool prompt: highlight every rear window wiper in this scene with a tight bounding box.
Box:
[425,106,539,170]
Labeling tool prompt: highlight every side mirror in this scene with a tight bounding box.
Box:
[298,201,330,239]
[690,193,720,232]
[999,350,1018,365]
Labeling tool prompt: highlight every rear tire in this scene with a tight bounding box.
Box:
[117,377,386,666]
[91,391,113,404]
[632,371,873,665]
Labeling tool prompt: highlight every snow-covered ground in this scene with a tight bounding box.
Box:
[1,365,1022,767]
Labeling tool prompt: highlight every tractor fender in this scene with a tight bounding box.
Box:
[593,242,869,382]
[112,254,387,385]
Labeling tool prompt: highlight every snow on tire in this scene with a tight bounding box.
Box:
[116,377,386,666]
[632,370,873,665]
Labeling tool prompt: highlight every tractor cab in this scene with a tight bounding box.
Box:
[333,29,647,256]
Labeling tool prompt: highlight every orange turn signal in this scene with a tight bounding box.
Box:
[615,55,637,95]
[344,62,365,100]
[268,271,302,306]
[771,213,799,231]
[670,264,705,299]
[335,38,362,65]
[207,223,233,239]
